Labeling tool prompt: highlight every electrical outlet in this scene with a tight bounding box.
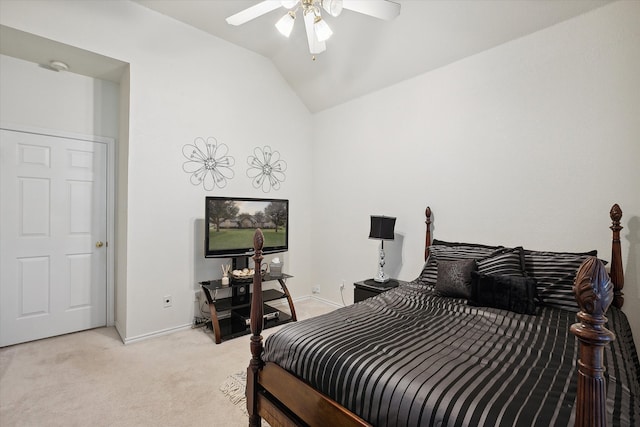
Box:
[163,295,172,308]
[312,286,320,294]
[340,280,345,291]
[194,290,201,302]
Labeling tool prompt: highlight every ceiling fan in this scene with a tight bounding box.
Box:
[226,0,401,56]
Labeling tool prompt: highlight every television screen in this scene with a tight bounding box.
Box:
[205,196,289,258]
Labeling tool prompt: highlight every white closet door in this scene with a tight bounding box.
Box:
[0,129,107,347]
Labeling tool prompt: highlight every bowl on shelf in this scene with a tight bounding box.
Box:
[231,268,265,284]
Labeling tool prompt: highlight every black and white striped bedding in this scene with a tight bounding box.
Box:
[263,282,640,426]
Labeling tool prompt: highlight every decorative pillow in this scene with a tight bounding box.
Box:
[435,259,477,299]
[419,243,502,286]
[476,247,526,277]
[469,272,538,315]
[523,249,597,312]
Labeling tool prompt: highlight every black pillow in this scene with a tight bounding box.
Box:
[469,271,538,315]
[435,259,477,299]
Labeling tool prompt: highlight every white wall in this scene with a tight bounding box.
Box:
[115,66,131,338]
[0,55,119,138]
[0,0,314,342]
[312,1,640,350]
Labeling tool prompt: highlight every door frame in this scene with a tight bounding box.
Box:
[1,122,116,326]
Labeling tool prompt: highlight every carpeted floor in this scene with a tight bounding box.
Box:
[0,298,336,427]
[220,371,248,415]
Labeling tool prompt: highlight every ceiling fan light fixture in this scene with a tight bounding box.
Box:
[313,16,333,42]
[322,0,343,17]
[275,11,296,37]
[226,0,401,57]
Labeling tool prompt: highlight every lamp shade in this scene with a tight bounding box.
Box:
[369,216,396,240]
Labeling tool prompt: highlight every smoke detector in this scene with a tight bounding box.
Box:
[47,60,69,72]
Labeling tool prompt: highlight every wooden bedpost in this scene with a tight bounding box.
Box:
[424,207,432,261]
[609,204,624,309]
[247,229,264,427]
[570,257,615,427]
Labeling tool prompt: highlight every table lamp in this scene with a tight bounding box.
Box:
[369,215,396,283]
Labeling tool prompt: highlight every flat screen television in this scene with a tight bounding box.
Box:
[205,196,289,259]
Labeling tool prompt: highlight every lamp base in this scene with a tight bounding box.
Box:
[373,274,390,283]
[374,243,390,283]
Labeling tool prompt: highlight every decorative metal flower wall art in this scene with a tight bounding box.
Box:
[182,137,235,191]
[246,145,287,192]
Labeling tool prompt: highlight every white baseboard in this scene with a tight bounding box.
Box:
[122,323,192,345]
[267,294,344,309]
[122,295,342,345]
[307,295,344,309]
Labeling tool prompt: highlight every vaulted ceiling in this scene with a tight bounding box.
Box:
[134,0,612,112]
[0,1,613,113]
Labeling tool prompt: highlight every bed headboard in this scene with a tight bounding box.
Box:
[423,203,625,309]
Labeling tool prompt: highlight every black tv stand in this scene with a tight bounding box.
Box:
[200,273,296,344]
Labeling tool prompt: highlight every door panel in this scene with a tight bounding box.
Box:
[20,177,50,235]
[18,256,50,317]
[1,129,107,346]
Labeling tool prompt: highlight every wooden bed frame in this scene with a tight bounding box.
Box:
[246,204,625,427]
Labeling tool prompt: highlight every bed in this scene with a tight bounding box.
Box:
[245,204,639,426]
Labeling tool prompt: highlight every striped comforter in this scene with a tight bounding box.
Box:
[263,282,640,426]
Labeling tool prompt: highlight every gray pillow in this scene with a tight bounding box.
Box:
[523,249,597,311]
[435,259,477,299]
[419,244,500,286]
[477,247,525,277]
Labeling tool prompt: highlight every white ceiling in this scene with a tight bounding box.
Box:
[0,25,127,83]
[134,0,613,113]
[0,1,613,113]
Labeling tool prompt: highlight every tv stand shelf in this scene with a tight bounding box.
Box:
[200,273,296,344]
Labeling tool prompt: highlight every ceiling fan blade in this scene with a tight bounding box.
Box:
[226,0,282,26]
[303,11,326,55]
[342,0,401,21]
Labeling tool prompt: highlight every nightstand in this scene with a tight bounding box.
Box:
[354,279,401,303]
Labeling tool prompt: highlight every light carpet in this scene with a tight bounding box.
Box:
[0,299,336,427]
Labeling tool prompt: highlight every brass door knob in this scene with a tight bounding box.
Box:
[96,241,104,248]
